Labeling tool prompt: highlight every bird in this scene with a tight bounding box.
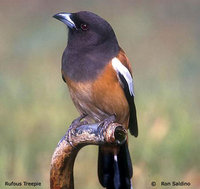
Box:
[53,11,138,189]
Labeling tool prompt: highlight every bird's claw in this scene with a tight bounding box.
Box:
[67,114,88,146]
[98,115,116,136]
[103,115,116,126]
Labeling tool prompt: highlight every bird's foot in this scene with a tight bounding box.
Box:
[98,115,116,136]
[67,114,88,146]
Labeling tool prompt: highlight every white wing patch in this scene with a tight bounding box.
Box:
[112,57,134,96]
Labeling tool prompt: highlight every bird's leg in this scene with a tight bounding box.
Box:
[67,114,88,146]
[71,114,87,126]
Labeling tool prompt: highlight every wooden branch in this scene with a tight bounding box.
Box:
[50,121,127,189]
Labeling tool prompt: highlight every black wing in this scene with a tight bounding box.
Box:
[118,72,138,137]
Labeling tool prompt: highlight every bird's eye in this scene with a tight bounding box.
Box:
[81,24,88,31]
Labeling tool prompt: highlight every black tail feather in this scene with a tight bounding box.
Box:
[98,148,114,187]
[98,142,133,189]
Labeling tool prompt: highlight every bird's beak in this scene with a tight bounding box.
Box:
[53,12,77,30]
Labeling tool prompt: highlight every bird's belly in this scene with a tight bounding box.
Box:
[66,82,128,128]
[65,78,108,122]
[91,82,129,126]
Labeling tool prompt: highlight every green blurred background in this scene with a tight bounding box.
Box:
[0,0,200,188]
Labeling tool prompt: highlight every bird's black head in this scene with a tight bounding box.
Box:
[53,11,119,50]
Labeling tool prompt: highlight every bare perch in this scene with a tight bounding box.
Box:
[50,121,127,189]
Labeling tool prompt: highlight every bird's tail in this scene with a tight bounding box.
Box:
[98,142,133,189]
